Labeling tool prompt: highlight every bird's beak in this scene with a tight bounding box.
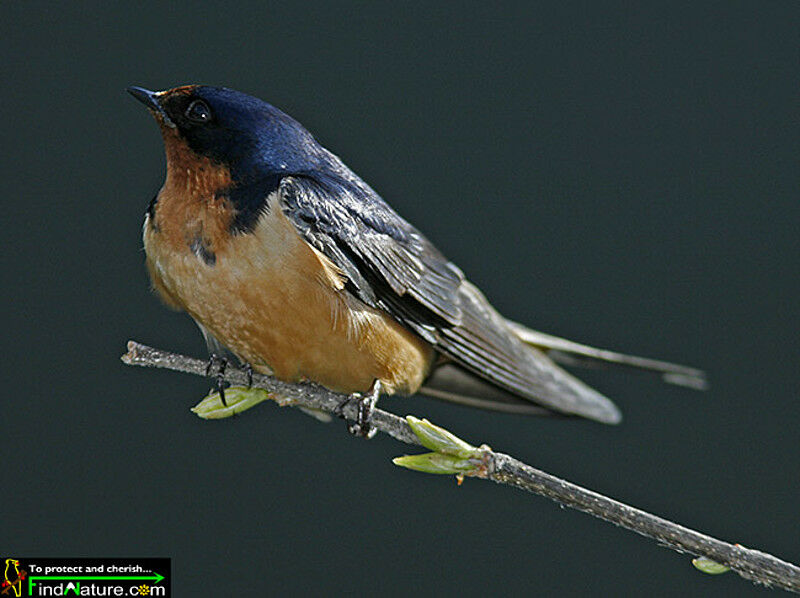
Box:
[127,86,176,128]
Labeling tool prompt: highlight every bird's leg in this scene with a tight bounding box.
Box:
[334,379,382,439]
[205,353,229,406]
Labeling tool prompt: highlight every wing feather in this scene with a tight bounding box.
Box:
[278,174,621,423]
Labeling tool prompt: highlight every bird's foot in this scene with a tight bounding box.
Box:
[205,353,229,406]
[334,379,382,439]
[243,363,254,388]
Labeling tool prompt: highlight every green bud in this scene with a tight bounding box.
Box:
[392,452,478,475]
[692,557,730,575]
[405,416,480,458]
[191,386,272,419]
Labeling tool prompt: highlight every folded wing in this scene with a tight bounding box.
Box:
[279,173,622,424]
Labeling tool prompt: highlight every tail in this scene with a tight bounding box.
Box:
[420,363,569,418]
[505,320,708,391]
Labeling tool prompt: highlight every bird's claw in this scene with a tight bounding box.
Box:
[205,354,229,406]
[335,380,382,439]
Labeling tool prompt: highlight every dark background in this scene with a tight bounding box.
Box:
[3,2,798,596]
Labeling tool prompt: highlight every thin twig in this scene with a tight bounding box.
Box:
[121,340,800,593]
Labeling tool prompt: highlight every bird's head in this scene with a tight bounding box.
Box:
[127,85,323,183]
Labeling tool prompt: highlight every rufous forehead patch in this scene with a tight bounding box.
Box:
[156,84,198,98]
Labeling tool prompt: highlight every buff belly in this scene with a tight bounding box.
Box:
[143,194,434,395]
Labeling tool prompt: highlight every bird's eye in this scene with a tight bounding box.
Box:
[185,100,212,123]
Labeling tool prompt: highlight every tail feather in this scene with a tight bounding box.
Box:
[420,363,568,418]
[505,320,708,391]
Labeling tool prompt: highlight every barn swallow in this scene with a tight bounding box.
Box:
[128,84,706,434]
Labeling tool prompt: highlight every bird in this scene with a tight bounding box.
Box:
[128,84,705,435]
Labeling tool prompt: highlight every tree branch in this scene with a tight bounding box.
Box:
[122,340,800,593]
